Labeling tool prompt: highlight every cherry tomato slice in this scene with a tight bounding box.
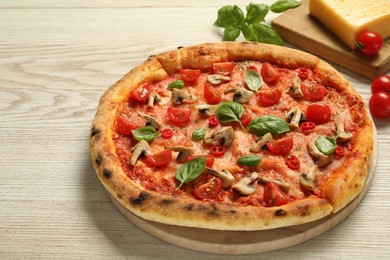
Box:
[301,83,327,101]
[298,68,310,79]
[194,178,223,200]
[186,155,214,168]
[167,106,191,124]
[248,65,258,72]
[210,146,226,157]
[263,182,289,207]
[261,62,280,84]
[115,116,141,135]
[305,103,332,124]
[240,111,253,127]
[335,146,345,157]
[204,83,222,104]
[356,31,383,56]
[369,92,390,119]
[130,83,152,102]
[179,69,201,84]
[146,150,172,167]
[266,136,293,156]
[257,89,282,106]
[371,75,390,94]
[301,121,316,130]
[208,115,219,127]
[211,62,234,76]
[160,128,173,139]
[285,155,300,170]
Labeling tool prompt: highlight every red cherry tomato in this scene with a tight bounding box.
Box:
[301,83,327,101]
[204,83,222,104]
[298,68,310,80]
[130,83,152,102]
[261,62,280,84]
[211,62,234,76]
[257,89,282,106]
[355,31,383,56]
[369,92,390,119]
[167,106,191,124]
[240,111,253,127]
[115,116,141,135]
[263,182,289,207]
[371,75,390,94]
[179,69,201,84]
[160,128,173,139]
[146,150,172,167]
[301,121,316,130]
[186,155,215,168]
[194,178,223,200]
[285,155,300,170]
[335,146,345,157]
[208,115,219,127]
[305,103,332,124]
[266,136,293,156]
[210,146,226,157]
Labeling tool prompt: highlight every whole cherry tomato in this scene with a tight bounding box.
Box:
[371,75,390,94]
[369,92,390,119]
[355,31,383,56]
[305,103,331,124]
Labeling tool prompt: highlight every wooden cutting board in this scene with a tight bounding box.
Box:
[271,0,390,79]
[106,128,378,255]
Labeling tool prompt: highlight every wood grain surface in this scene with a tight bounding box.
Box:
[1,1,389,259]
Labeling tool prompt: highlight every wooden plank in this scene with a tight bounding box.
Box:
[271,0,390,79]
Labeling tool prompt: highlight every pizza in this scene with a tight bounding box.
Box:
[89,42,373,231]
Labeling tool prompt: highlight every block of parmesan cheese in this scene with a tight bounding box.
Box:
[308,0,390,49]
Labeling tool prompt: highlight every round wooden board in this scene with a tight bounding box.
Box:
[106,127,378,255]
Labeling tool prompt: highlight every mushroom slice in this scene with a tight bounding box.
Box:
[166,146,194,163]
[207,74,231,85]
[171,88,198,104]
[300,165,318,191]
[307,141,333,167]
[203,126,235,147]
[194,104,217,116]
[290,76,303,98]
[224,88,253,103]
[129,140,152,166]
[147,91,161,108]
[286,106,303,129]
[204,168,234,188]
[335,121,352,142]
[232,172,260,195]
[249,132,273,152]
[258,175,290,191]
[138,113,161,129]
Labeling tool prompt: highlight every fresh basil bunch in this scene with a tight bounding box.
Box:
[213,0,301,45]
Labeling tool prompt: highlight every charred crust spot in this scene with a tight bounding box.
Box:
[130,191,150,206]
[229,210,237,214]
[184,203,194,211]
[91,127,100,139]
[160,199,175,205]
[103,169,112,178]
[177,46,183,49]
[148,55,155,60]
[275,209,287,217]
[198,48,208,56]
[95,154,103,165]
[117,194,123,199]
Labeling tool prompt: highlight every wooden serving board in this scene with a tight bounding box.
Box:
[105,128,378,255]
[271,0,390,79]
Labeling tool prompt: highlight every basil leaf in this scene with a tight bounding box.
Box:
[175,157,206,189]
[315,136,336,155]
[245,3,269,25]
[214,5,239,28]
[241,23,257,42]
[131,126,158,142]
[237,155,261,166]
[232,5,245,26]
[223,26,241,41]
[252,24,284,46]
[248,115,290,136]
[168,80,184,89]
[216,102,244,129]
[244,70,263,92]
[270,0,301,13]
[192,127,206,141]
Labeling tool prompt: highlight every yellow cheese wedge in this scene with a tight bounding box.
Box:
[308,0,390,49]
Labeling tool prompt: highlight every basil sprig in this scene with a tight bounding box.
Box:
[131,126,158,142]
[192,127,206,141]
[213,1,301,45]
[244,70,263,92]
[216,101,245,130]
[315,136,336,155]
[237,155,261,166]
[248,115,290,136]
[175,157,206,189]
[168,80,185,89]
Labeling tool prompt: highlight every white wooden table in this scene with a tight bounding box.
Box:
[1,1,389,258]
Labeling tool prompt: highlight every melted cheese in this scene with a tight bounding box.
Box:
[308,0,390,49]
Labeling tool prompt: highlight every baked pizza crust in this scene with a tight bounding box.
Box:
[89,42,373,231]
